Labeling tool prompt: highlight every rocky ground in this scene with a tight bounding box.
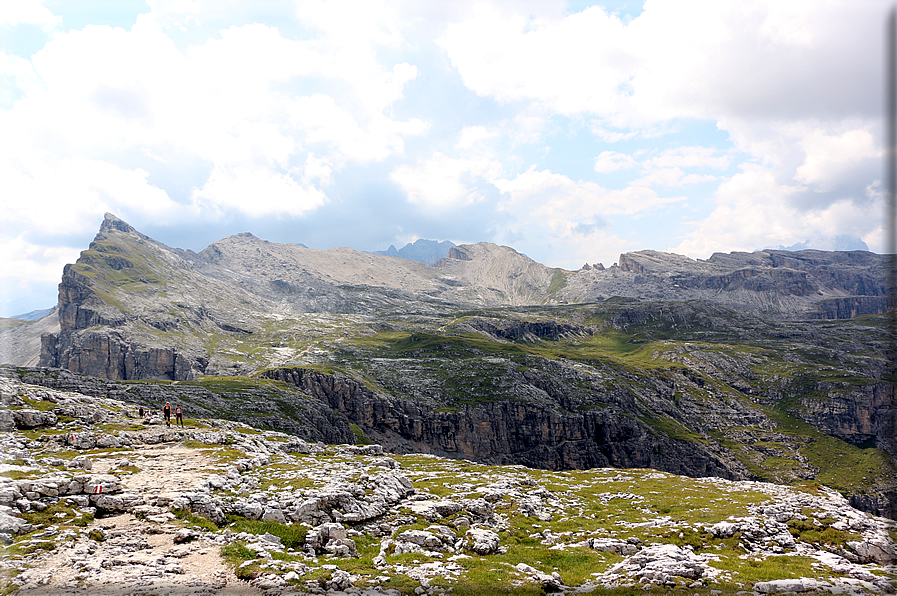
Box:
[1,376,896,595]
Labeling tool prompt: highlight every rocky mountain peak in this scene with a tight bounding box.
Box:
[372,238,455,266]
[98,212,141,237]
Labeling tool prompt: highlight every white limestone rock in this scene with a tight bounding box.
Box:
[466,528,500,555]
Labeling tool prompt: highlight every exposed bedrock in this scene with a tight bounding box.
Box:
[796,383,895,454]
[260,367,742,479]
[0,366,354,445]
[809,296,891,319]
[40,329,206,381]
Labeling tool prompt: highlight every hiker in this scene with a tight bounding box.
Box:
[163,402,172,427]
[175,404,184,428]
[138,406,144,418]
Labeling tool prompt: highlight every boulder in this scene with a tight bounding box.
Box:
[409,500,461,521]
[397,529,444,550]
[12,409,57,429]
[754,578,831,593]
[466,528,500,555]
[0,511,29,535]
[586,538,639,556]
[306,522,357,557]
[847,532,897,564]
[608,544,705,583]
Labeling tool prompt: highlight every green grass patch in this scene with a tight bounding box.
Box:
[761,404,896,493]
[22,502,90,529]
[21,396,57,412]
[225,515,307,549]
[546,268,568,298]
[221,542,259,579]
[712,554,820,589]
[351,423,374,445]
[1,469,39,480]
[174,508,219,531]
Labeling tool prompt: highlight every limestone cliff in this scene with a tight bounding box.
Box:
[559,248,889,318]
[259,366,747,479]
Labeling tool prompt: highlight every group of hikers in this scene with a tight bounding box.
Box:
[137,402,184,427]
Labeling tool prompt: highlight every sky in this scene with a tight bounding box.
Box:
[0,0,891,317]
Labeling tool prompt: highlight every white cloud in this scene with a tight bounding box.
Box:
[595,146,726,186]
[495,168,684,218]
[673,162,886,257]
[391,152,503,210]
[490,169,685,268]
[0,0,59,31]
[440,1,885,125]
[0,156,186,236]
[1,6,428,235]
[794,127,879,193]
[439,0,886,208]
[456,125,498,151]
[645,146,730,170]
[440,4,632,117]
[594,150,637,173]
[191,166,328,217]
[0,234,79,284]
[631,168,717,188]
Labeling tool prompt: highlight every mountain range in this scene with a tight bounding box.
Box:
[371,238,456,266]
[2,213,894,521]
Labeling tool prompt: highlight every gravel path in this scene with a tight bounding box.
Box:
[15,441,263,596]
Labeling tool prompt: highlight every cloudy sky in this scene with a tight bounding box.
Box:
[0,0,890,317]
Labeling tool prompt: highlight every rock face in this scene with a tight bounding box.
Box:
[1,365,354,446]
[259,367,747,480]
[564,248,889,318]
[38,214,890,381]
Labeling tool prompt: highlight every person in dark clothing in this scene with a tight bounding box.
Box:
[139,406,144,418]
[175,404,184,428]
[163,402,172,427]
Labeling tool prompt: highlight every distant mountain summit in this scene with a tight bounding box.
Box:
[8,307,54,322]
[766,235,870,252]
[372,239,455,266]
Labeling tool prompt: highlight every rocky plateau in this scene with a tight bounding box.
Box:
[0,374,895,595]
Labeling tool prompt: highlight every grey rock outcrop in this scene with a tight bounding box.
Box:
[261,366,752,478]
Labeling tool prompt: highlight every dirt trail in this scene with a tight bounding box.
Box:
[15,441,263,596]
[96,442,219,496]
